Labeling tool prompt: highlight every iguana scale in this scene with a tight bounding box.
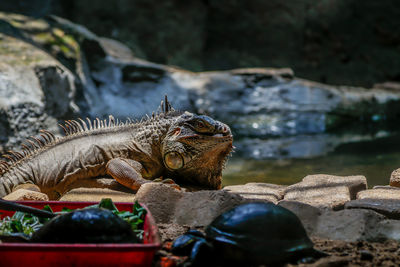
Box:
[0,97,233,200]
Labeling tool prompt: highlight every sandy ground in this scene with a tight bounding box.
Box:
[307,238,400,267]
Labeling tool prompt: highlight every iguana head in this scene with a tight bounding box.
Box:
[161,111,233,189]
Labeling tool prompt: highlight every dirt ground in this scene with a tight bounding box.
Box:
[155,225,400,267]
[306,238,400,267]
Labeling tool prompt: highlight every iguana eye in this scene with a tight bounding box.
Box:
[164,151,184,170]
[196,121,205,129]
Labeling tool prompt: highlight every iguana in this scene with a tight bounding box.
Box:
[0,97,233,200]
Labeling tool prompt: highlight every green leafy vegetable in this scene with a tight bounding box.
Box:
[0,211,43,237]
[98,198,119,211]
[97,198,147,240]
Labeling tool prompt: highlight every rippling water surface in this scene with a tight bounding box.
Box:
[223,134,400,187]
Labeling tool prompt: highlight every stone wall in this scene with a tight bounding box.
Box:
[1,0,400,86]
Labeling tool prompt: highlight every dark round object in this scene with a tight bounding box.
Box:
[31,208,139,243]
[205,202,322,265]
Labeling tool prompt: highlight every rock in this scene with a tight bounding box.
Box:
[157,223,190,242]
[3,189,49,201]
[135,185,244,226]
[345,199,400,220]
[12,183,41,192]
[389,168,400,188]
[348,187,400,219]
[190,69,400,138]
[59,188,134,202]
[278,200,322,236]
[307,256,352,267]
[1,12,400,161]
[99,37,135,61]
[312,209,385,242]
[0,13,80,150]
[27,0,400,88]
[223,182,285,203]
[373,219,400,242]
[359,250,374,261]
[357,187,400,200]
[373,185,400,190]
[283,175,367,209]
[134,183,184,224]
[172,190,244,227]
[302,175,367,199]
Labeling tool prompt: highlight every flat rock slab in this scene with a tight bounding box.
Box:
[59,188,135,202]
[134,183,244,226]
[312,209,385,242]
[284,174,367,209]
[173,190,244,227]
[374,219,400,242]
[389,168,400,188]
[278,200,322,235]
[223,183,286,203]
[357,187,400,200]
[134,183,184,224]
[345,199,400,219]
[157,223,191,242]
[3,189,49,201]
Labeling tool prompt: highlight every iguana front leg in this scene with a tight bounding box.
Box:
[106,158,181,191]
[106,158,150,191]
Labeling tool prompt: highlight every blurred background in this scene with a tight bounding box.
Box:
[0,0,400,187]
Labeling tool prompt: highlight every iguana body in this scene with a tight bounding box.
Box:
[0,98,233,200]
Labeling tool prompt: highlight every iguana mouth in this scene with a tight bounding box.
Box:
[212,133,231,138]
[179,133,233,142]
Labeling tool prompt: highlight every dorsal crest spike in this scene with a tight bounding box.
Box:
[164,95,169,113]
[58,124,68,135]
[86,117,93,130]
[40,130,55,141]
[29,136,44,147]
[0,160,10,167]
[0,161,9,167]
[65,121,75,133]
[21,143,32,152]
[69,120,80,133]
[2,154,17,163]
[71,120,83,132]
[40,134,49,143]
[164,95,168,113]
[9,151,23,160]
[96,118,101,129]
[26,139,39,149]
[78,118,89,131]
[108,115,115,127]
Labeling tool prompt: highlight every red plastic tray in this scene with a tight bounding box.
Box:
[0,201,161,267]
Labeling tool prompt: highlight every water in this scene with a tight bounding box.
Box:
[223,134,400,188]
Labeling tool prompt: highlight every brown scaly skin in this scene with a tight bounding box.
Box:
[0,97,233,200]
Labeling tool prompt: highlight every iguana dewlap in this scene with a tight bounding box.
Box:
[0,97,233,200]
